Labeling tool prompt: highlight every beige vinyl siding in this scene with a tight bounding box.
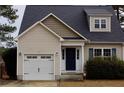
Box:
[42,16,80,38]
[17,24,61,79]
[84,44,122,63]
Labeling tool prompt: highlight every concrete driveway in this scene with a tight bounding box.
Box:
[1,80,124,87]
[0,80,58,87]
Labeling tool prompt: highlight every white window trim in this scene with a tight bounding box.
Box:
[93,48,112,58]
[94,18,107,29]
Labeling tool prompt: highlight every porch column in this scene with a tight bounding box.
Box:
[81,43,85,73]
[122,44,124,61]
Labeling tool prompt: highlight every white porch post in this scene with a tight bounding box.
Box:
[81,43,85,73]
[59,43,62,80]
[122,44,124,61]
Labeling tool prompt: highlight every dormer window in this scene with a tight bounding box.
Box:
[84,8,112,32]
[94,19,107,29]
[101,19,106,28]
[95,19,100,28]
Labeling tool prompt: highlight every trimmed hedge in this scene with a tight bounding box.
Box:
[2,47,17,80]
[85,57,124,79]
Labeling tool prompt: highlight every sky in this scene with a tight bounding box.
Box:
[1,5,26,38]
[0,5,26,38]
[0,5,25,47]
[12,5,26,38]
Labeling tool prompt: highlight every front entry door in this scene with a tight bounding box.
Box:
[66,48,76,71]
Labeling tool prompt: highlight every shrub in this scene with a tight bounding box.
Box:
[85,57,124,79]
[2,47,17,80]
[0,48,8,55]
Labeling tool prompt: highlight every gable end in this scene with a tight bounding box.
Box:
[41,13,88,40]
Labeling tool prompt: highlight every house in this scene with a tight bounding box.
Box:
[17,5,124,80]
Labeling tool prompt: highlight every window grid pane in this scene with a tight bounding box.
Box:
[27,56,37,59]
[101,19,106,28]
[101,24,106,28]
[77,49,79,60]
[95,19,100,28]
[95,20,99,24]
[101,20,106,24]
[94,49,102,57]
[103,49,111,57]
[62,49,65,60]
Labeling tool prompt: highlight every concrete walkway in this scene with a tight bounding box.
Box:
[1,80,124,87]
[59,80,124,87]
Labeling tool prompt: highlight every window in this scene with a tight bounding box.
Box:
[27,56,37,59]
[94,49,102,57]
[103,49,111,57]
[93,48,112,58]
[101,19,106,28]
[46,56,51,59]
[41,56,45,59]
[41,55,51,59]
[94,19,107,29]
[62,49,65,60]
[95,19,100,28]
[77,49,79,60]
[89,48,116,60]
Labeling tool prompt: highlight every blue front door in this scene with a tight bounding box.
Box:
[66,48,76,71]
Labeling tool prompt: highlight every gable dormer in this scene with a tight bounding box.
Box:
[84,9,113,32]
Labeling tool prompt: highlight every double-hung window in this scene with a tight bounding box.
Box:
[93,48,112,58]
[103,49,111,57]
[101,19,106,28]
[94,49,102,57]
[95,19,100,28]
[94,19,106,29]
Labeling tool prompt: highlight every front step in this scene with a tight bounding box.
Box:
[61,72,82,75]
[60,73,83,80]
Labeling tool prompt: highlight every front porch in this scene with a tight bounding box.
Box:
[60,40,85,80]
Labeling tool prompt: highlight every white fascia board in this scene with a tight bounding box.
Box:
[17,21,40,39]
[88,41,124,44]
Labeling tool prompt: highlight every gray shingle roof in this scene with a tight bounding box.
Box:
[84,8,113,16]
[19,5,124,42]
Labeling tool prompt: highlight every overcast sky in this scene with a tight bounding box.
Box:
[12,5,26,38]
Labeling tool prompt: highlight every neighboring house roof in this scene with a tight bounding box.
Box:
[19,5,124,42]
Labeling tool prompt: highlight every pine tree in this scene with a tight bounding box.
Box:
[0,5,18,47]
[112,5,124,23]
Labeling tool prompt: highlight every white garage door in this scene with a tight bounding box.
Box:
[23,54,54,80]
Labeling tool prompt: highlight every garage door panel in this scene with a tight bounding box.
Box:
[24,74,54,80]
[38,62,53,73]
[24,54,54,80]
[24,61,39,73]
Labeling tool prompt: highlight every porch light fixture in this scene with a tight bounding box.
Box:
[19,52,22,56]
[55,52,59,56]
